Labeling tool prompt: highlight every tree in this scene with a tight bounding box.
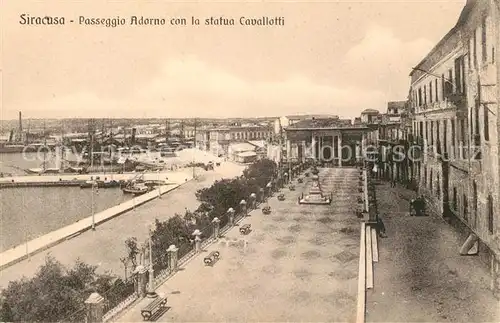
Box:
[243,158,277,188]
[195,178,251,217]
[124,237,140,270]
[0,256,118,322]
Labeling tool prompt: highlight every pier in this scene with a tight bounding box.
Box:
[0,170,194,188]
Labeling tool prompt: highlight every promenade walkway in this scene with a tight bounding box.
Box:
[0,170,186,184]
[116,168,361,322]
[366,182,500,322]
[0,162,244,288]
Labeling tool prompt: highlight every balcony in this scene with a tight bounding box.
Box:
[444,93,467,110]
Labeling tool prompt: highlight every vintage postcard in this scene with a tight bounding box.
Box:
[1,0,499,322]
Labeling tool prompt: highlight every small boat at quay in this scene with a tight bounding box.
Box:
[80,180,122,189]
[122,183,150,195]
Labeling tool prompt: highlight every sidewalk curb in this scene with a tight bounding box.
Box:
[356,222,366,323]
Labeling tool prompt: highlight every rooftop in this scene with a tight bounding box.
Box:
[410,0,477,81]
[361,109,380,115]
[284,114,339,120]
[285,118,368,130]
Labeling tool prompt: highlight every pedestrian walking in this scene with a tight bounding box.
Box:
[391,178,396,187]
[376,216,387,238]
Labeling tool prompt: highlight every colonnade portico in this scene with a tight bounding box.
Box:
[284,126,368,166]
[310,131,343,166]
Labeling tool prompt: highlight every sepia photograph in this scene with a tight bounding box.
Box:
[1,0,500,322]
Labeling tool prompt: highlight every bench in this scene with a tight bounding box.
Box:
[240,224,251,235]
[277,194,285,201]
[141,297,167,321]
[204,251,220,266]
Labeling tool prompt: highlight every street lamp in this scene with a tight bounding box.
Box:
[146,224,158,298]
[91,181,98,230]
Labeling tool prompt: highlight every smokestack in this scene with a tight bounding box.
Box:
[18,111,22,133]
[131,128,136,145]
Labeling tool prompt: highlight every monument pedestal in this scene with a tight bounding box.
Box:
[299,169,331,205]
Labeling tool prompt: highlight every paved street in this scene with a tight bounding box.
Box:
[0,161,245,288]
[117,168,361,322]
[366,182,500,322]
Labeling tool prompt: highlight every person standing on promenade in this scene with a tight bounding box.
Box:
[376,216,387,238]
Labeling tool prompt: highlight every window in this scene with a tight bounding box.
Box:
[484,104,489,141]
[454,57,462,93]
[451,119,456,157]
[463,194,468,221]
[437,174,440,198]
[443,119,448,154]
[473,29,478,68]
[419,121,423,138]
[470,108,474,139]
[418,88,422,106]
[482,17,487,62]
[435,79,439,102]
[475,96,480,140]
[453,187,457,210]
[436,120,441,154]
[473,181,478,220]
[431,121,434,145]
[430,169,433,191]
[441,74,446,98]
[424,85,427,104]
[429,81,433,103]
[448,69,454,94]
[424,167,427,185]
[468,38,472,67]
[488,194,494,234]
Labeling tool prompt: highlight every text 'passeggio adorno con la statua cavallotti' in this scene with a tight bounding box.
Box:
[19,14,285,27]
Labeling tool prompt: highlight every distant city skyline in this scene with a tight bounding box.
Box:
[2,0,466,120]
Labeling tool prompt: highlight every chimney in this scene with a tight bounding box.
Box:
[131,128,136,145]
[18,111,22,133]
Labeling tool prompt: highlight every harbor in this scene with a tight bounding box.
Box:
[0,182,183,270]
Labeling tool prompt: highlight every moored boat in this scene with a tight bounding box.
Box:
[122,183,149,195]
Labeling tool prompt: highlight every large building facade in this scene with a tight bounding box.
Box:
[284,118,367,167]
[408,0,500,294]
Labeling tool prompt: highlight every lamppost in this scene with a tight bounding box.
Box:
[91,180,98,230]
[146,224,157,298]
[227,207,235,226]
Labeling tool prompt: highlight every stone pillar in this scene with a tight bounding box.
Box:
[227,208,235,226]
[212,217,220,239]
[249,193,257,209]
[239,199,247,216]
[338,134,342,167]
[492,256,500,297]
[192,229,202,253]
[85,292,104,323]
[311,135,316,160]
[135,265,147,298]
[286,139,291,160]
[167,245,179,272]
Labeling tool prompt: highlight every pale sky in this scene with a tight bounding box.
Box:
[1,0,466,120]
